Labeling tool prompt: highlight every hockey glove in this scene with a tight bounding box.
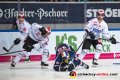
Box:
[14,38,21,45]
[85,29,95,39]
[109,37,117,44]
[60,65,67,71]
[24,45,34,52]
[39,27,47,35]
[68,63,74,71]
[89,32,95,39]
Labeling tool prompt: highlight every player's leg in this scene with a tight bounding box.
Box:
[22,42,30,62]
[11,51,27,68]
[68,58,89,71]
[41,44,49,69]
[24,52,30,62]
[92,40,102,66]
[78,39,92,61]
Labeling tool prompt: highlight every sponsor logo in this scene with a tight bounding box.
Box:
[87,8,120,18]
[2,8,68,19]
[115,53,120,58]
[0,8,3,18]
[69,71,118,78]
[69,71,77,78]
[93,28,102,33]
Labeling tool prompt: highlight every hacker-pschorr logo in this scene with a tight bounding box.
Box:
[0,8,3,18]
[2,8,68,19]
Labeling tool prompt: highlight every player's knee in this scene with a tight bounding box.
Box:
[42,49,49,56]
[18,52,25,58]
[33,44,42,52]
[96,44,102,53]
[53,67,59,71]
[81,49,89,55]
[68,63,75,71]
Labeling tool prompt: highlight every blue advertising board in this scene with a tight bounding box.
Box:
[0,3,120,24]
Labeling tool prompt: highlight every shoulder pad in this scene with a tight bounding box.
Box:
[90,18,95,21]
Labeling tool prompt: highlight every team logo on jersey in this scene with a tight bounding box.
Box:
[69,71,77,78]
[23,27,27,32]
[93,21,97,23]
[56,61,59,64]
[96,24,101,29]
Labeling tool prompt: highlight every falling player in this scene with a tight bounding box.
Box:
[11,23,51,69]
[53,43,89,71]
[13,13,31,62]
[78,11,117,66]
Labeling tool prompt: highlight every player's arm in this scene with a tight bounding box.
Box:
[69,46,75,52]
[84,19,95,39]
[54,49,68,71]
[54,57,67,71]
[102,25,117,44]
[14,24,29,45]
[33,36,49,52]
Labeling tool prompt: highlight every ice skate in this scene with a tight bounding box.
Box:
[41,61,49,69]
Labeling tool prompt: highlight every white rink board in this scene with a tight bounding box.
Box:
[0,30,120,55]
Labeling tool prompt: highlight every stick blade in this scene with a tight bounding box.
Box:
[3,47,9,52]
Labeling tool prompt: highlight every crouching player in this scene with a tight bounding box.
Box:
[53,43,89,71]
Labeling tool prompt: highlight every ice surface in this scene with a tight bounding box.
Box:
[0,59,120,80]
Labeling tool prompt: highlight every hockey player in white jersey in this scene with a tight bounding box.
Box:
[14,13,31,62]
[11,23,51,69]
[78,11,117,66]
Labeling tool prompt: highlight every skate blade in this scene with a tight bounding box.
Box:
[41,66,48,69]
[25,60,30,63]
[92,64,98,67]
[10,66,14,69]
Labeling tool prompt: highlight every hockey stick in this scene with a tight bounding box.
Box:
[64,34,88,68]
[0,50,26,56]
[98,38,120,44]
[3,44,15,52]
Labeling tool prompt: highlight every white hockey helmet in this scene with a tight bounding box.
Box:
[45,27,51,34]
[18,13,25,18]
[97,11,104,16]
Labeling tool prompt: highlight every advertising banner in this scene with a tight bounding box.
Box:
[0,3,120,24]
[0,30,120,62]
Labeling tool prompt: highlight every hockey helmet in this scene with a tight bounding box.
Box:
[97,11,104,16]
[18,13,25,18]
[62,51,70,60]
[39,27,47,35]
[45,27,51,34]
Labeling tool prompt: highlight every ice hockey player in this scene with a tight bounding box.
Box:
[53,43,89,71]
[11,23,51,69]
[78,11,117,67]
[14,13,31,62]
